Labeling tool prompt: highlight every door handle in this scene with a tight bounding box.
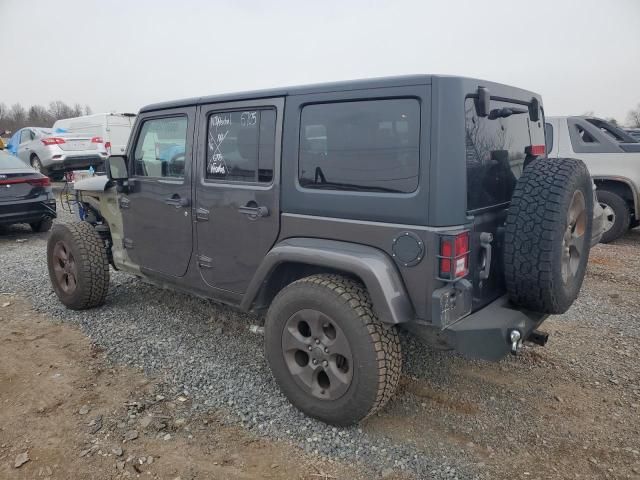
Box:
[164,195,190,208]
[238,204,269,218]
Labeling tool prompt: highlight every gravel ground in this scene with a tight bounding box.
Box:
[1,201,639,479]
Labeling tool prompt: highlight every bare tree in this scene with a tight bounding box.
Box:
[627,104,640,128]
[84,104,92,116]
[605,117,619,127]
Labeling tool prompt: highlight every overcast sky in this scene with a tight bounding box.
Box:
[1,0,639,123]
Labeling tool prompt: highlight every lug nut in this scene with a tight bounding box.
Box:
[312,359,318,365]
[322,360,328,367]
[307,346,312,351]
[323,348,329,354]
[315,338,320,345]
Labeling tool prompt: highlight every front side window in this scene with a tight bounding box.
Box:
[133,116,188,178]
[206,109,276,183]
[299,99,420,193]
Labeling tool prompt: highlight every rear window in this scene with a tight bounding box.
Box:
[0,151,29,169]
[465,98,544,211]
[299,99,420,193]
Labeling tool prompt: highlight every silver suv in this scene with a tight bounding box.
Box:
[7,127,109,179]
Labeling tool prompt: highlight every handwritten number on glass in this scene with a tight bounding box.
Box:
[241,111,257,127]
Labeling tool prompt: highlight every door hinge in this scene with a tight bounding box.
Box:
[119,197,130,209]
[197,255,213,269]
[196,207,209,221]
[123,238,134,249]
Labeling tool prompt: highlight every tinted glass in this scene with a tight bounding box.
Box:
[206,109,276,183]
[544,122,554,154]
[299,99,420,193]
[465,99,544,211]
[133,117,188,178]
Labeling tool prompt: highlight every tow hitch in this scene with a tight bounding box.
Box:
[526,330,549,347]
[509,329,549,355]
[509,330,522,355]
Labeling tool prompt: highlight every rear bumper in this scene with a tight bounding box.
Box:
[47,155,106,173]
[444,295,548,361]
[0,197,57,225]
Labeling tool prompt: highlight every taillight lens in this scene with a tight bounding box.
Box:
[41,137,66,146]
[0,176,50,186]
[439,231,470,280]
[105,141,112,155]
[526,144,546,156]
[28,176,51,187]
[91,136,103,143]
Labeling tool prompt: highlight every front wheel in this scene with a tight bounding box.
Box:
[264,274,402,426]
[47,222,110,310]
[597,190,630,243]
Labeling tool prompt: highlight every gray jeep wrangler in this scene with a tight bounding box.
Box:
[47,75,594,425]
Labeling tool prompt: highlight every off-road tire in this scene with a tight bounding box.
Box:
[597,190,630,243]
[504,157,593,314]
[47,222,109,310]
[30,217,53,233]
[264,274,402,426]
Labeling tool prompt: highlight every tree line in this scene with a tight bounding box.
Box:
[0,101,93,136]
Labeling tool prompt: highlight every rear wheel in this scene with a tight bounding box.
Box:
[504,157,593,314]
[264,274,401,425]
[30,155,44,173]
[47,222,110,310]
[597,190,630,243]
[30,217,53,233]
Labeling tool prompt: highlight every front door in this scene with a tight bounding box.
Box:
[121,108,195,277]
[194,98,283,293]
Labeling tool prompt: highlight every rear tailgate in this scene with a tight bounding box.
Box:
[465,96,545,312]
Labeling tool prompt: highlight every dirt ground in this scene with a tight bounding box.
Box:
[0,296,369,480]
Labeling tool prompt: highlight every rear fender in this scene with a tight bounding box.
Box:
[241,238,415,324]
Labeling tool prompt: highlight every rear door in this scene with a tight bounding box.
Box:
[18,129,35,164]
[465,98,545,311]
[120,108,195,277]
[194,98,283,293]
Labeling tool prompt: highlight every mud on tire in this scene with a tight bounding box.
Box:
[47,222,110,310]
[504,157,593,314]
[264,274,402,426]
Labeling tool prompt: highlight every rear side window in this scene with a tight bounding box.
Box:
[299,99,420,193]
[465,99,544,211]
[206,109,276,183]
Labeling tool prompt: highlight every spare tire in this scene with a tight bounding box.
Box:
[504,157,593,314]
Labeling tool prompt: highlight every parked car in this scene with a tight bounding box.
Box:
[0,149,56,232]
[625,128,640,142]
[53,113,136,155]
[48,75,595,425]
[6,127,109,179]
[546,116,640,242]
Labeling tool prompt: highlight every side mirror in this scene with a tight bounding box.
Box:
[476,86,490,117]
[106,155,128,181]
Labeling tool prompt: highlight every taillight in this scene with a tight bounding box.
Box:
[41,137,66,146]
[27,176,51,187]
[91,136,103,143]
[526,144,546,156]
[439,231,470,280]
[0,176,50,186]
[105,141,112,154]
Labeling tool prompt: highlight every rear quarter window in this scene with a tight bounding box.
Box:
[465,98,544,211]
[298,98,420,193]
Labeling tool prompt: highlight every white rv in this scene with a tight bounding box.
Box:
[53,113,136,155]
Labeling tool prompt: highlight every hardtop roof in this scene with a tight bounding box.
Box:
[139,74,542,113]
